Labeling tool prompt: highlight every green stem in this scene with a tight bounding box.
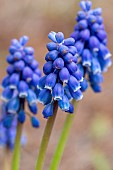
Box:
[11,122,23,170]
[4,147,11,170]
[35,102,58,170]
[49,100,78,170]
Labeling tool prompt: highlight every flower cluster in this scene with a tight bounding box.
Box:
[38,31,83,118]
[71,1,112,92]
[1,36,41,128]
[0,103,26,150]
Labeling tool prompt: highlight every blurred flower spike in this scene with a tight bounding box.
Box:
[0,102,26,150]
[38,31,84,118]
[71,0,112,93]
[1,36,41,128]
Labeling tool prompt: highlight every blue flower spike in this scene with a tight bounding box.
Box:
[38,31,84,117]
[0,102,26,150]
[71,0,112,92]
[1,36,41,128]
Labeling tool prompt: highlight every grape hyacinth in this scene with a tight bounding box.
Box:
[38,31,83,118]
[0,102,26,150]
[1,36,41,128]
[71,0,112,92]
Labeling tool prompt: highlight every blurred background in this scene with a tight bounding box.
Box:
[0,0,113,169]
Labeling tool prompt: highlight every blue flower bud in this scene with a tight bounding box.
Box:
[30,73,40,87]
[42,102,54,118]
[18,81,29,97]
[70,31,80,41]
[48,31,57,43]
[9,73,20,89]
[77,63,84,76]
[89,36,100,51]
[63,53,74,63]
[89,73,104,84]
[45,73,57,90]
[72,68,83,82]
[27,89,37,105]
[68,76,80,92]
[91,57,101,74]
[7,55,14,64]
[78,20,88,29]
[18,110,26,123]
[37,76,47,90]
[80,29,90,41]
[38,89,52,105]
[75,41,84,55]
[70,89,83,101]
[35,68,42,77]
[31,117,40,128]
[66,103,74,113]
[67,62,78,74]
[80,1,87,11]
[24,55,34,64]
[9,46,17,54]
[77,11,86,20]
[11,39,21,48]
[55,32,64,43]
[63,38,75,46]
[2,76,9,88]
[46,42,58,51]
[1,87,13,102]
[92,23,100,32]
[82,49,92,67]
[46,50,59,61]
[80,79,88,92]
[14,52,22,61]
[43,61,53,75]
[7,97,20,114]
[58,95,70,111]
[19,36,29,46]
[24,47,34,55]
[53,58,64,69]
[59,67,70,83]
[69,46,77,55]
[99,57,112,72]
[23,66,33,82]
[28,104,38,114]
[97,30,107,41]
[58,45,69,56]
[93,8,102,16]
[64,85,73,101]
[7,65,14,75]
[91,83,101,93]
[52,83,64,100]
[30,60,39,70]
[85,1,92,11]
[99,43,111,60]
[96,16,103,24]
[3,115,13,128]
[14,60,25,71]
[87,15,96,24]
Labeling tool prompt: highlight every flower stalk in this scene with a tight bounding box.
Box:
[35,101,58,170]
[49,100,78,170]
[11,122,23,170]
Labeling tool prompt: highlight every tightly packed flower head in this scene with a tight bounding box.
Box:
[1,36,41,128]
[71,1,112,92]
[38,31,83,118]
[0,103,26,150]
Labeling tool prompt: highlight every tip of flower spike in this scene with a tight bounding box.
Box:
[48,31,57,43]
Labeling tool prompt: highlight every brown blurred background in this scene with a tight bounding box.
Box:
[0,0,113,170]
